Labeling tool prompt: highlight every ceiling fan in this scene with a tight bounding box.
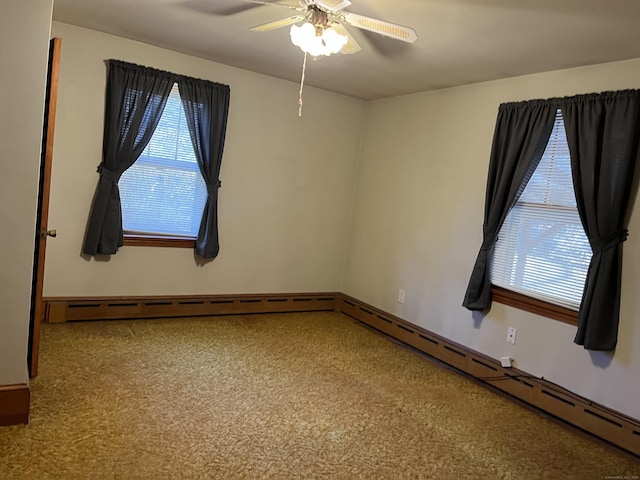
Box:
[242,0,418,57]
[233,0,417,115]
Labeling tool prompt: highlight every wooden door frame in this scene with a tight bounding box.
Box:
[29,37,61,378]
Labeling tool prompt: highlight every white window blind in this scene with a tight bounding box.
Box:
[119,83,207,238]
[491,109,592,310]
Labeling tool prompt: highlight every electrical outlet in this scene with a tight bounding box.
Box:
[398,289,405,304]
[500,356,513,368]
[506,327,517,345]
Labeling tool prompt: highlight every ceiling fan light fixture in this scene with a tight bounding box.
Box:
[290,22,347,57]
[322,26,348,52]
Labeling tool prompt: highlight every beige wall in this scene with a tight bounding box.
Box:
[45,22,365,297]
[344,58,640,420]
[0,0,53,386]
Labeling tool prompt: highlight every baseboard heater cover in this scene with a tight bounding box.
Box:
[44,292,339,323]
[336,294,640,459]
[0,384,30,426]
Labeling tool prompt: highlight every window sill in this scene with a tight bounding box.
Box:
[123,235,195,249]
[491,285,578,326]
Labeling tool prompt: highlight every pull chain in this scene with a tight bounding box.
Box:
[298,51,308,117]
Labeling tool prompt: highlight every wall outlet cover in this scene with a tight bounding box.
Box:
[398,289,405,304]
[500,356,513,368]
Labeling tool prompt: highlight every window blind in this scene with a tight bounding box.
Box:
[491,109,592,310]
[119,84,207,237]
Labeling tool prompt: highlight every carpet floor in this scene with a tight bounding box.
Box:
[0,312,638,479]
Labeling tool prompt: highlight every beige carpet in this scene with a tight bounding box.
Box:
[0,312,637,479]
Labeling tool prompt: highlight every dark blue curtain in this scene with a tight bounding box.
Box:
[179,77,230,259]
[83,61,173,255]
[463,101,556,310]
[563,90,640,350]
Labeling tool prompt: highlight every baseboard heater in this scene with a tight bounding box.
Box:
[336,294,640,459]
[44,292,339,323]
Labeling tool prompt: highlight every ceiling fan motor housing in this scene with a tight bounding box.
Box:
[309,7,329,32]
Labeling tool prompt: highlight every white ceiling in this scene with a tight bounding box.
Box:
[52,0,640,100]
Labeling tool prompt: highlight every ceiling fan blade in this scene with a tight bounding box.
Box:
[341,12,417,43]
[250,15,306,32]
[311,0,352,13]
[181,0,260,16]
[182,0,300,16]
[240,0,302,9]
[332,23,361,55]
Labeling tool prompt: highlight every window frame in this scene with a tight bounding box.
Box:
[119,82,206,247]
[123,234,195,248]
[491,285,578,326]
[489,109,588,323]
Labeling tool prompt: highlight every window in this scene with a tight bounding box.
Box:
[119,83,207,243]
[83,60,230,258]
[464,91,640,349]
[491,109,592,311]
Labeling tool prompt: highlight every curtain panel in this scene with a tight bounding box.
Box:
[83,61,173,255]
[83,60,230,259]
[464,90,640,351]
[179,77,230,259]
[562,90,640,350]
[462,102,557,309]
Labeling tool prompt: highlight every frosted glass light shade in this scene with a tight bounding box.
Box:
[290,22,347,56]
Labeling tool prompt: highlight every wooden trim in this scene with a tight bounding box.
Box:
[0,384,30,426]
[336,294,640,458]
[43,292,339,323]
[123,235,195,248]
[492,285,579,326]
